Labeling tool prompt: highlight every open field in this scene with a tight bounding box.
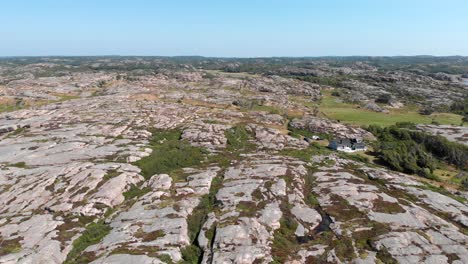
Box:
[317,91,465,127]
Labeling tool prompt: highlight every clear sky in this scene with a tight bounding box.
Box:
[1,0,467,57]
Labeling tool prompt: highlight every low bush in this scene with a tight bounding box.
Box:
[65,221,111,264]
[270,217,299,263]
[279,143,332,162]
[225,125,255,152]
[134,129,208,179]
[123,185,151,200]
[183,176,223,263]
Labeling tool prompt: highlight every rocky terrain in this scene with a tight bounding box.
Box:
[0,57,467,264]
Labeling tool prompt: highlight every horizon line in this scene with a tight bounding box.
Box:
[1,54,468,59]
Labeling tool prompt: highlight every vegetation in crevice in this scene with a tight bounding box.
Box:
[7,161,29,169]
[270,217,300,264]
[134,129,209,179]
[182,175,223,264]
[123,184,151,200]
[64,220,111,264]
[286,120,332,141]
[0,237,22,256]
[279,142,332,162]
[224,125,255,154]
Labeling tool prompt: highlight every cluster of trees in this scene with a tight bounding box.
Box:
[449,97,468,122]
[367,123,467,179]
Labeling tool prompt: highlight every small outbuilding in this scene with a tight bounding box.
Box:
[304,135,321,143]
[328,138,366,152]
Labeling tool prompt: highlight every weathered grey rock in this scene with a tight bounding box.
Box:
[90,254,165,264]
[290,116,375,139]
[248,124,308,150]
[1,61,468,264]
[416,124,468,145]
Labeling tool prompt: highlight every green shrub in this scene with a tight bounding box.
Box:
[0,237,22,256]
[65,221,111,264]
[376,246,398,264]
[332,236,356,261]
[225,125,255,152]
[271,217,299,263]
[123,185,151,200]
[9,162,28,168]
[183,176,223,263]
[331,91,341,97]
[279,143,332,162]
[395,122,417,129]
[367,124,468,180]
[180,245,201,264]
[134,129,208,179]
[375,94,392,104]
[157,254,172,263]
[187,176,222,242]
[462,178,468,190]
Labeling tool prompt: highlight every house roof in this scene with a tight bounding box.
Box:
[330,138,364,147]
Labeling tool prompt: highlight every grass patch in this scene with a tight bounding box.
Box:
[57,94,81,101]
[372,198,406,214]
[64,221,111,264]
[319,91,464,126]
[103,169,120,181]
[134,229,164,242]
[236,201,258,217]
[270,217,299,263]
[180,245,201,264]
[303,169,320,208]
[279,143,332,162]
[0,237,22,256]
[331,236,356,262]
[6,126,28,137]
[134,129,209,179]
[8,162,28,169]
[325,194,365,221]
[419,183,467,204]
[235,98,283,115]
[158,254,172,263]
[353,222,391,254]
[250,104,282,115]
[375,246,398,264]
[337,152,371,164]
[205,225,216,244]
[182,176,223,263]
[287,122,332,141]
[187,176,222,242]
[225,125,255,153]
[0,104,21,113]
[123,185,151,200]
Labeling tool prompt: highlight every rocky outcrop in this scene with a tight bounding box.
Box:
[202,155,322,263]
[244,75,321,99]
[1,59,467,264]
[247,124,309,150]
[88,168,220,263]
[289,116,375,139]
[181,121,230,151]
[416,124,468,146]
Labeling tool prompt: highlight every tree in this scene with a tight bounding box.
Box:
[376,93,392,104]
[419,107,434,115]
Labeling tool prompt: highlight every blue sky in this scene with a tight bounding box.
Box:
[1,0,467,57]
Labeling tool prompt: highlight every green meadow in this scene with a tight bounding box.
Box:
[317,92,464,127]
